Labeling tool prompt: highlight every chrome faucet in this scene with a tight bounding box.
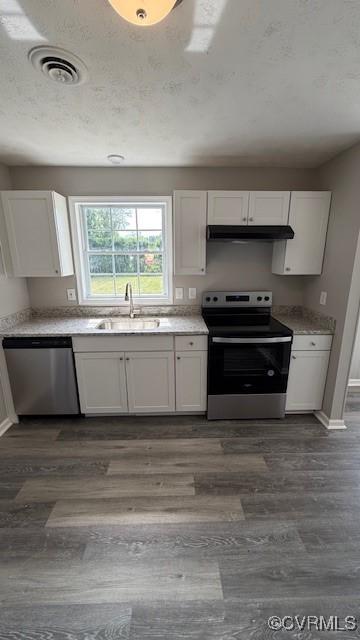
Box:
[125,282,136,318]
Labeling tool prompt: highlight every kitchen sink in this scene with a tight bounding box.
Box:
[97,318,161,331]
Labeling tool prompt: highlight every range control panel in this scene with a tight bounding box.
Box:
[202,291,272,308]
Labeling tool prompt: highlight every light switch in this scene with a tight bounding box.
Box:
[67,288,77,302]
[189,288,197,300]
[175,287,184,300]
[320,291,327,306]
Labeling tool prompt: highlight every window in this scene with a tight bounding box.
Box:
[70,197,172,304]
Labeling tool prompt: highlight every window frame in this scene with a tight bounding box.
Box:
[69,196,173,306]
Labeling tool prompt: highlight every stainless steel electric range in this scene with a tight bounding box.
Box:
[202,291,293,420]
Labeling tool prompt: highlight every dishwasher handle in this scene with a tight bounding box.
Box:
[3,337,73,349]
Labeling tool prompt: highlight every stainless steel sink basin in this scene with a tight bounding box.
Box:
[97,318,161,331]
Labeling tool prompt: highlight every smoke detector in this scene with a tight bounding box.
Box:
[28,46,88,85]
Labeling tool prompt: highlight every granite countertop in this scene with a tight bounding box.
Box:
[273,312,334,335]
[0,315,209,338]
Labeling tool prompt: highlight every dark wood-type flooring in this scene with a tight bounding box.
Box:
[1,395,360,638]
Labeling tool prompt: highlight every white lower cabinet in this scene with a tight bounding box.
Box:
[75,352,128,414]
[74,335,208,415]
[176,351,207,412]
[125,351,175,413]
[286,349,331,412]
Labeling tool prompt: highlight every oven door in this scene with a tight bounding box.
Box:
[208,336,292,396]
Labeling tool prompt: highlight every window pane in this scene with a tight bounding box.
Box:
[85,207,111,231]
[138,231,162,252]
[137,208,162,230]
[80,200,167,300]
[90,276,115,296]
[115,255,137,274]
[139,274,164,296]
[88,232,112,251]
[139,253,163,274]
[89,255,113,274]
[111,208,136,230]
[115,275,139,296]
[113,231,137,251]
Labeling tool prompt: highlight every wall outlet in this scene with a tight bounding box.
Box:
[67,288,77,302]
[320,291,327,306]
[188,288,197,300]
[175,287,184,300]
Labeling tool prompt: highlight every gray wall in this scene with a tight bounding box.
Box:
[10,166,316,308]
[0,164,29,423]
[304,142,360,420]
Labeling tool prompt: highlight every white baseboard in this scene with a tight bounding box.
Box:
[0,417,12,437]
[348,379,360,391]
[314,410,347,430]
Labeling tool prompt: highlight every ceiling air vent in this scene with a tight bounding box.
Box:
[28,46,88,85]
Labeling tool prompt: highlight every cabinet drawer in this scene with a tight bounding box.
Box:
[292,334,333,351]
[175,335,208,351]
[73,336,174,353]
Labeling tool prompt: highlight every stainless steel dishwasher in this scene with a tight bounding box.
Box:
[3,337,80,415]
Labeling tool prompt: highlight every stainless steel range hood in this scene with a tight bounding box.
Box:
[207,225,295,242]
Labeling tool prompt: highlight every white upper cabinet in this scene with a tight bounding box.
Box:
[207,191,290,226]
[272,191,331,275]
[1,190,74,277]
[207,191,250,225]
[174,191,207,275]
[248,192,290,225]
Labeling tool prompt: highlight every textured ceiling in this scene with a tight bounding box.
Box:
[0,0,360,167]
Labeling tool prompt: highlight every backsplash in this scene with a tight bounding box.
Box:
[0,308,31,331]
[31,305,201,318]
[273,305,336,333]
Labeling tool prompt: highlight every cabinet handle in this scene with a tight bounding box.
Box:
[242,217,247,222]
[201,268,205,272]
[55,270,59,274]
[126,357,130,361]
[285,267,291,272]
[311,341,316,347]
[177,356,181,360]
[292,355,296,360]
[119,357,123,361]
[249,217,254,222]
[189,342,194,346]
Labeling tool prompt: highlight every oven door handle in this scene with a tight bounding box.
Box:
[212,337,292,344]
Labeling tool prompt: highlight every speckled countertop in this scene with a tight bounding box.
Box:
[0,315,209,338]
[273,312,335,335]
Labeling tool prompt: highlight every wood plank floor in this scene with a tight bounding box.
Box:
[1,397,360,638]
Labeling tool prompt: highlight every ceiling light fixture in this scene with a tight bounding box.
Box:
[107,0,183,27]
[107,154,125,164]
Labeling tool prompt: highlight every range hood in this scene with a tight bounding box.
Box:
[207,225,295,242]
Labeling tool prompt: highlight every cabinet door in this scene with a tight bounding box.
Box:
[0,191,73,277]
[1,191,61,276]
[286,350,330,412]
[174,191,207,275]
[126,352,175,413]
[208,191,250,225]
[176,351,207,412]
[75,352,128,414]
[273,192,331,275]
[248,192,290,225]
